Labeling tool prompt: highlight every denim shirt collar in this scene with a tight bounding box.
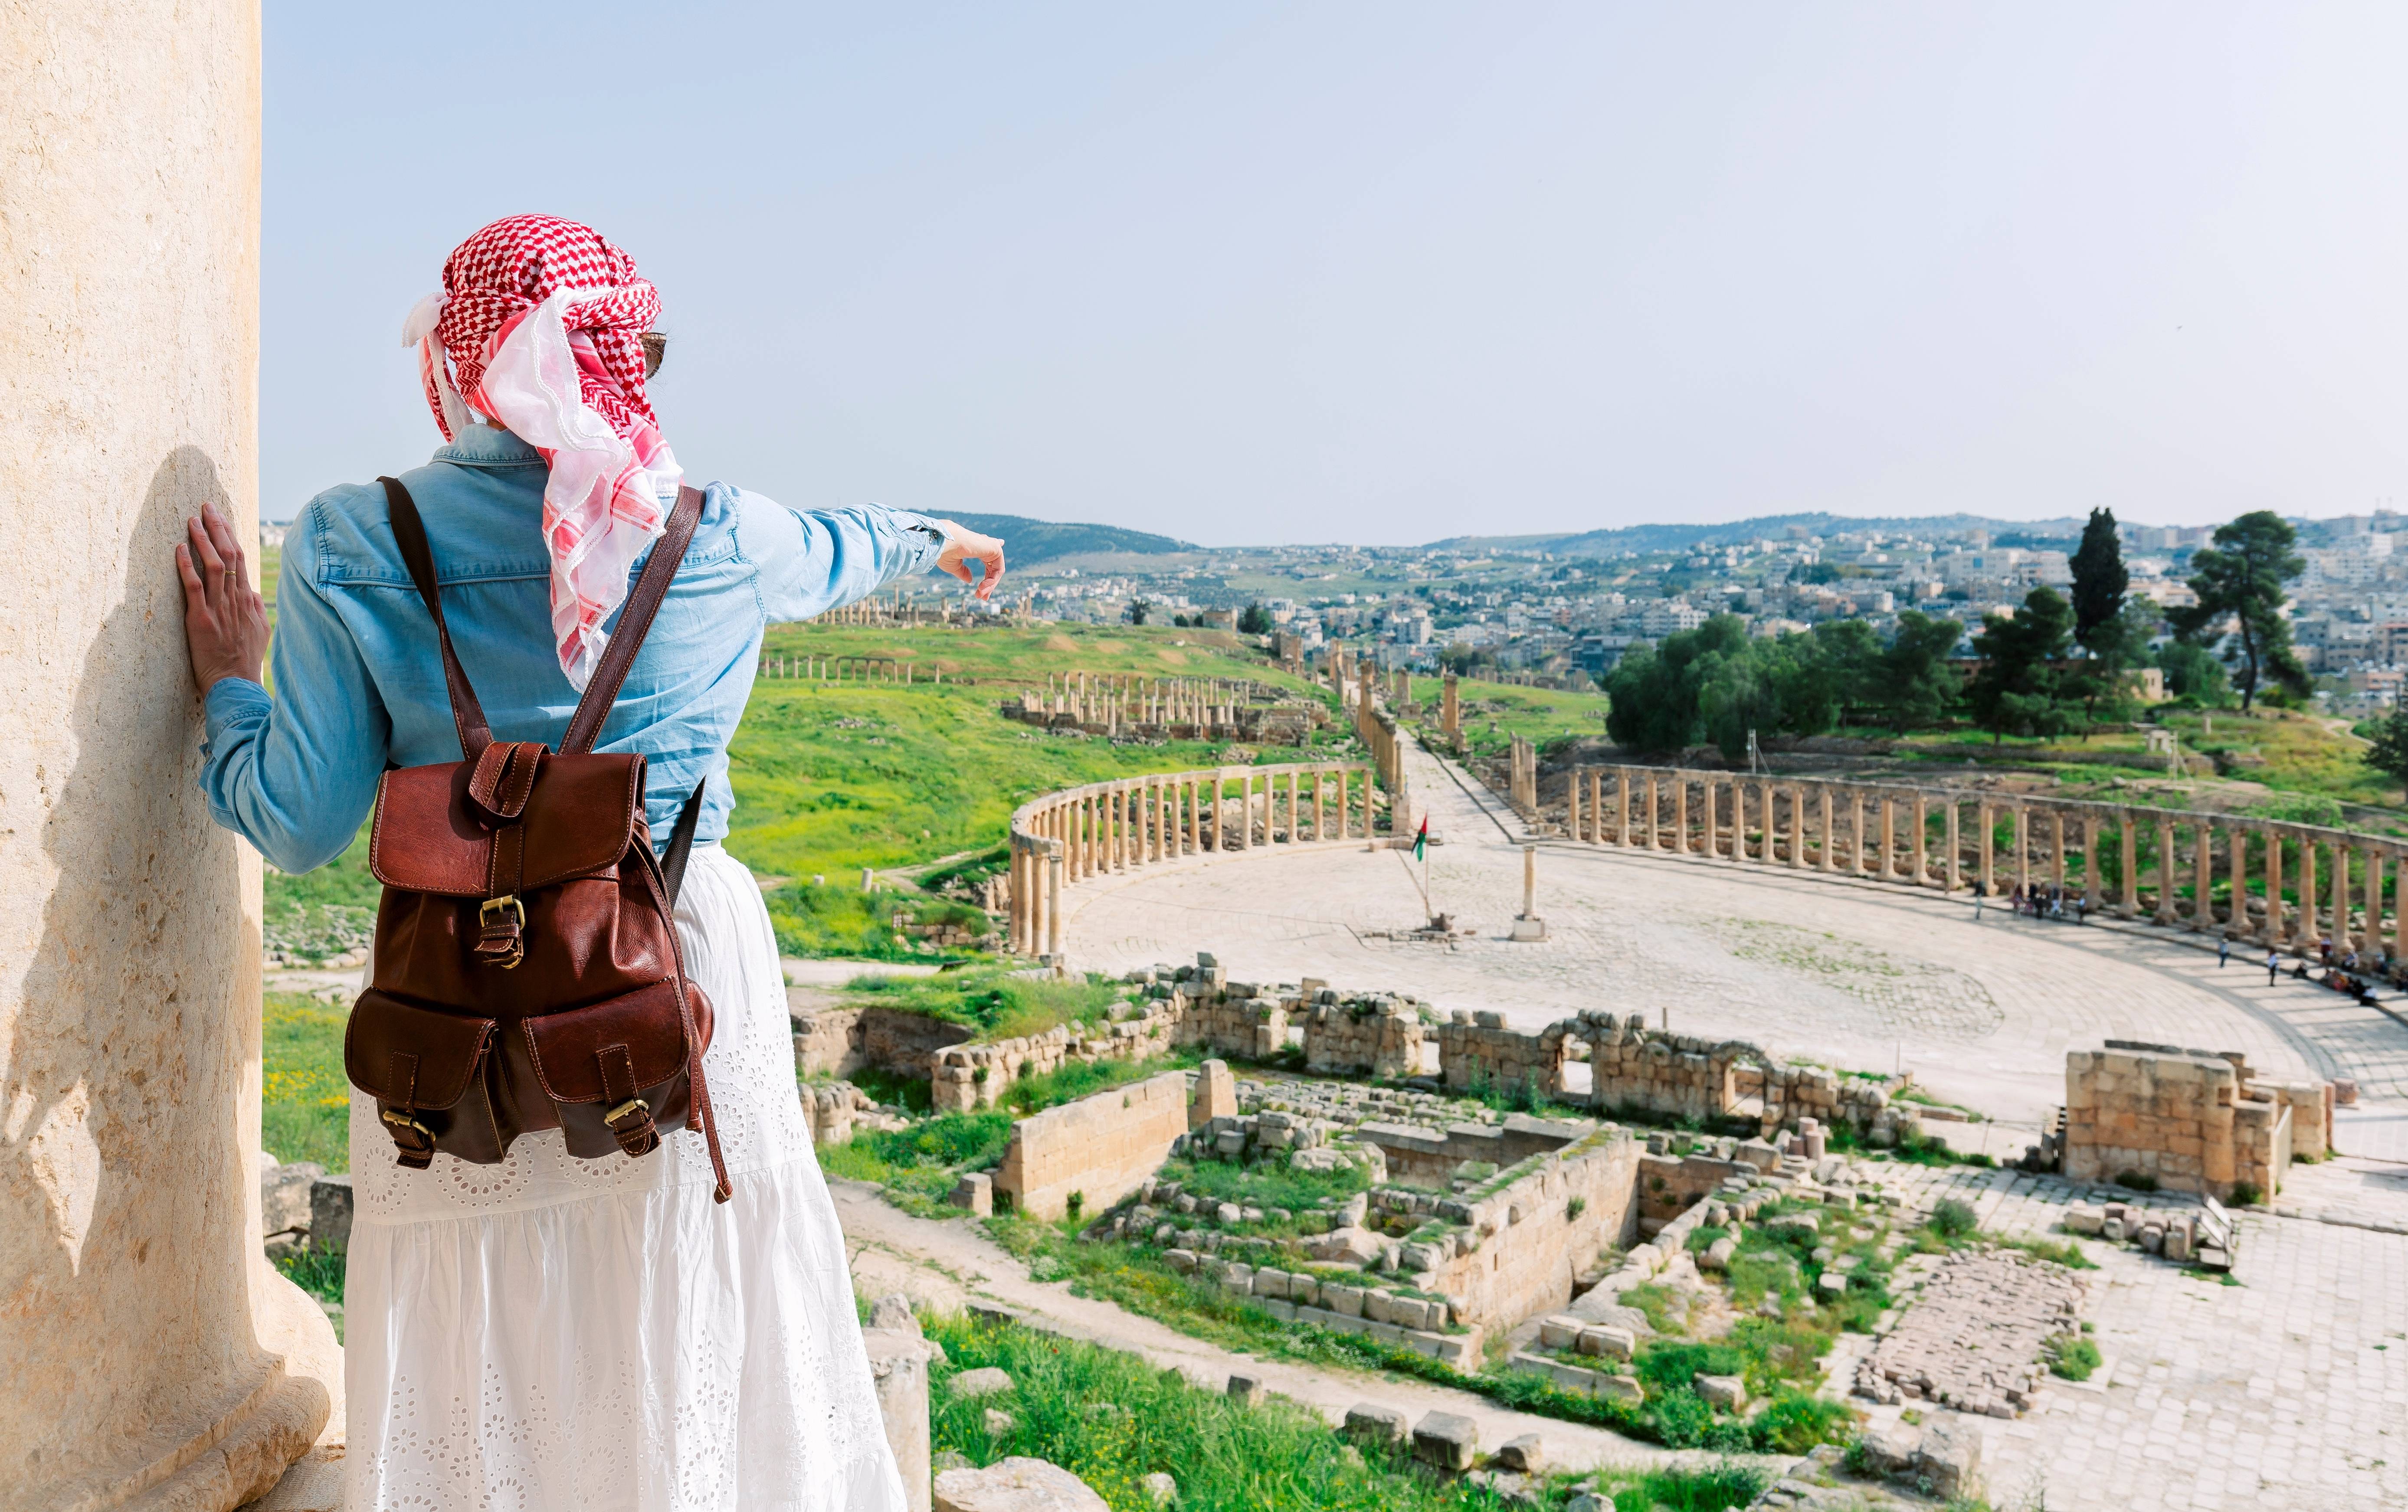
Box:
[434,424,545,467]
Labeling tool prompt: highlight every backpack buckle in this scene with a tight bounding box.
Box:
[475,894,526,969]
[380,1106,437,1168]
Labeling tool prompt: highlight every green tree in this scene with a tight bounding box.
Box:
[2068,507,2130,653]
[1127,599,1152,626]
[1968,587,2075,742]
[1236,602,1272,635]
[1603,615,1750,754]
[2155,639,2233,707]
[2363,707,2408,796]
[1864,611,1965,733]
[2166,511,2308,711]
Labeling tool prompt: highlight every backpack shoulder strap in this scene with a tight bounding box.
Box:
[561,484,707,756]
[380,475,495,761]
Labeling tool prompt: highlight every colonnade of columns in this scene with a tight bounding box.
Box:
[1031,671,1272,729]
[758,654,930,684]
[1564,765,2408,956]
[1007,762,1378,959]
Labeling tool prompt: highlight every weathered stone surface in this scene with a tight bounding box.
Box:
[1342,1402,1410,1447]
[983,1408,1017,1438]
[1694,1372,1748,1411]
[934,1456,1111,1512]
[871,1292,923,1336]
[309,1173,354,1254]
[1496,1433,1546,1473]
[1225,1373,1264,1407]
[1914,1420,1983,1501]
[1140,1471,1178,1508]
[1412,1410,1479,1471]
[950,1367,1016,1400]
[864,1322,938,1512]
[1191,1059,1238,1128]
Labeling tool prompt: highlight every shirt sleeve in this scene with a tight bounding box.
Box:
[737,491,951,625]
[198,514,392,874]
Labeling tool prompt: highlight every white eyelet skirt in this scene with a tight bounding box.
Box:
[343,844,905,1512]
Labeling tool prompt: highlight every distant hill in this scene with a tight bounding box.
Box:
[1426,513,2090,556]
[948,512,1199,565]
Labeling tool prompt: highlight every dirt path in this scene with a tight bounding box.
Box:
[831,1178,1779,1476]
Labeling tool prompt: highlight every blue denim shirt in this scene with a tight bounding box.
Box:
[202,424,946,872]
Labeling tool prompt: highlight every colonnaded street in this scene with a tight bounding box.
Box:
[1050,736,2408,1511]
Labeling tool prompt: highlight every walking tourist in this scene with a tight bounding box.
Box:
[2266,949,2281,986]
[2218,936,2230,968]
[175,214,1006,1511]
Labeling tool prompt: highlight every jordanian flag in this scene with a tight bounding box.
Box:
[1413,816,1428,861]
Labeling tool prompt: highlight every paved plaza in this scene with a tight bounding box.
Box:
[1064,740,2408,1152]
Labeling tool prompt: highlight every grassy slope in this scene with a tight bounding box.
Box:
[1402,679,1612,764]
[263,992,349,1171]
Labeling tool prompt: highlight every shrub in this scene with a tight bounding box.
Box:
[1749,1390,1857,1453]
[2228,1181,2262,1207]
[1929,1198,1978,1238]
[1567,1195,1588,1221]
[2115,1170,2159,1192]
[2047,1335,2103,1381]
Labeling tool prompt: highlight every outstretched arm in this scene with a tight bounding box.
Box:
[741,492,1006,623]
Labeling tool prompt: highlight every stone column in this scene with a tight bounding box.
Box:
[1442,674,1460,743]
[1819,787,1835,872]
[2231,824,2253,940]
[2196,823,2216,932]
[2015,807,2032,897]
[2119,818,2139,919]
[1978,802,1995,893]
[1587,769,1602,843]
[2365,849,2385,956]
[2263,828,2283,943]
[1,11,349,1506]
[1946,799,1962,892]
[1046,841,1066,960]
[2050,811,2067,894]
[2156,819,2178,925]
[2297,838,2318,946]
[1674,777,1689,856]
[1615,770,1631,845]
[2394,849,2408,961]
[1912,793,1929,885]
[1566,766,1581,842]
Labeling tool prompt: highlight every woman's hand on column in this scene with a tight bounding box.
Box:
[175,500,269,693]
[931,519,1006,600]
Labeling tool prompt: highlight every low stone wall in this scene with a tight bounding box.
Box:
[1354,1115,1591,1187]
[1302,995,1429,1078]
[931,1006,1182,1113]
[993,1068,1200,1220]
[2062,1043,2298,1200]
[791,1001,973,1081]
[1634,1150,1757,1236]
[1421,1132,1644,1332]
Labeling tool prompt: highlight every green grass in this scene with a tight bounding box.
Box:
[1151,1155,1373,1221]
[1001,1051,1202,1116]
[922,1309,1766,1512]
[1402,680,1611,760]
[819,1110,1016,1215]
[262,992,351,1171]
[833,965,1130,1043]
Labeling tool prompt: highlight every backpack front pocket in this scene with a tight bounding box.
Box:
[345,989,505,1167]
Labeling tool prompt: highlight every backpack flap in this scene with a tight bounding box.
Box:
[519,978,694,1158]
[345,989,501,1168]
[370,751,647,897]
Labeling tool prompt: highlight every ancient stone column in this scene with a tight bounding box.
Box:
[1788,785,1805,869]
[1566,767,1581,842]
[1441,674,1460,743]
[1911,793,1928,884]
[2231,824,2253,940]
[1,10,347,1505]
[1646,773,1661,851]
[2049,811,2067,894]
[2263,828,2283,943]
[1819,787,1835,872]
[2167,818,2186,929]
[1849,792,1867,874]
[2015,807,2032,897]
[1046,841,1066,960]
[2119,818,2139,919]
[1674,777,1689,855]
[2196,822,2216,932]
[1945,799,1961,892]
[2364,848,2384,955]
[2394,849,2408,961]
[1588,769,1604,843]
[1978,802,1995,893]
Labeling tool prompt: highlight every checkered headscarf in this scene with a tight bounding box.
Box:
[403,214,683,690]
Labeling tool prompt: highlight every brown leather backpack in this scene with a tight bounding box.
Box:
[344,475,731,1201]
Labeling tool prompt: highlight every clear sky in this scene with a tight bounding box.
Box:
[264,3,2408,543]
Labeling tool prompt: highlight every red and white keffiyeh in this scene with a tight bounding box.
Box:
[402,214,682,690]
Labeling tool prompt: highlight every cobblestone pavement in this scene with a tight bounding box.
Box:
[1858,1162,2408,1511]
[1063,738,2408,1151]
